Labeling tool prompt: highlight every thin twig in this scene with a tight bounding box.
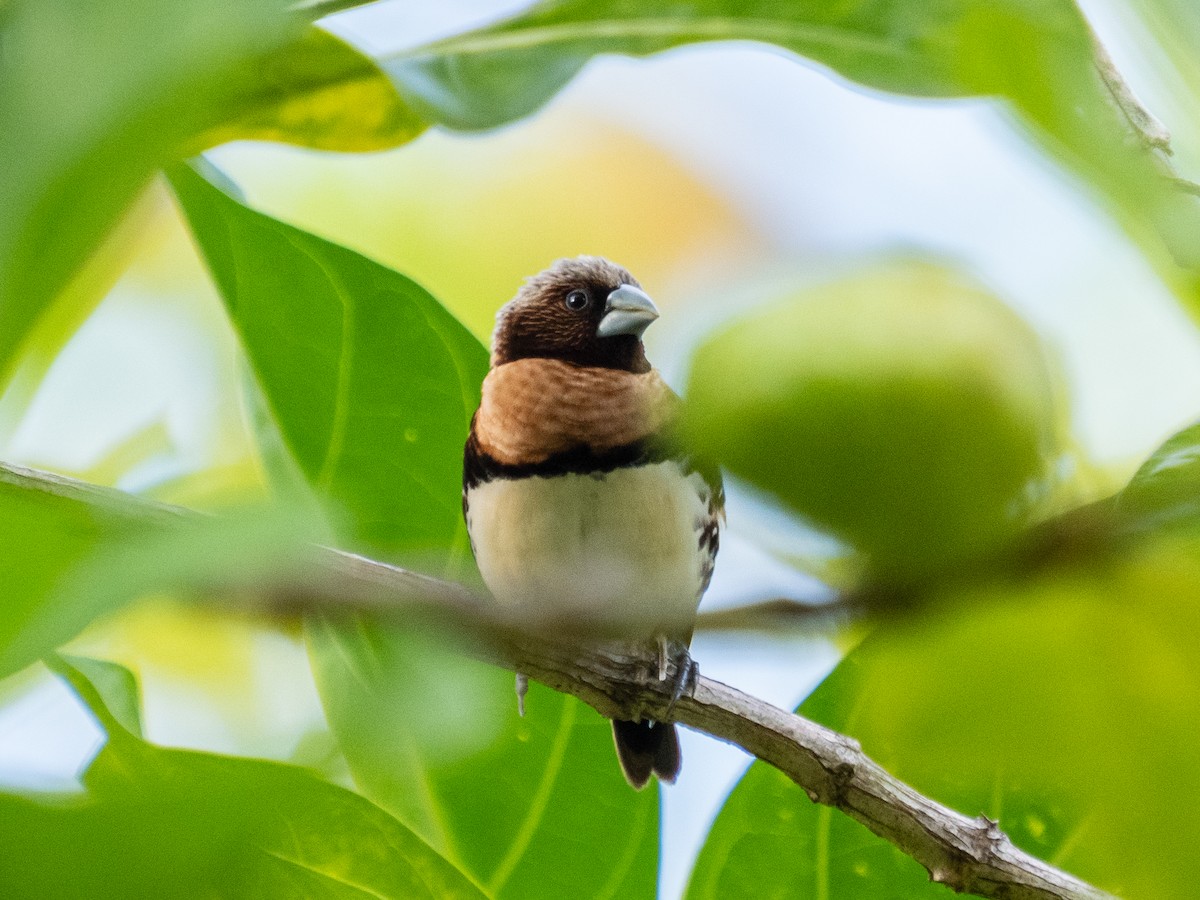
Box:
[1,462,1111,898]
[694,597,859,632]
[1089,26,1172,155]
[1087,25,1200,202]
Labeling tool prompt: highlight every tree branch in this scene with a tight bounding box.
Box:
[503,639,1112,900]
[1,461,1111,899]
[283,556,1114,899]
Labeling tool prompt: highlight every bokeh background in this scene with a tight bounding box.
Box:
[1,1,1197,896]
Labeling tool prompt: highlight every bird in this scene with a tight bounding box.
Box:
[462,256,723,788]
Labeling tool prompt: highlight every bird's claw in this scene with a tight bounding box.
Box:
[655,636,699,717]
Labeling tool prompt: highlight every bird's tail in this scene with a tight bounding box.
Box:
[612,719,681,789]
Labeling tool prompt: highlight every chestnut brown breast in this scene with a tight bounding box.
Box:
[472,358,678,466]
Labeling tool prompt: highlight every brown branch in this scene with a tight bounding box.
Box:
[1,461,1111,899]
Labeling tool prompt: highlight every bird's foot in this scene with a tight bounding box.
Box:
[515,672,529,717]
[655,635,698,717]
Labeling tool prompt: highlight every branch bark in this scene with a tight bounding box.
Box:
[1,461,1112,899]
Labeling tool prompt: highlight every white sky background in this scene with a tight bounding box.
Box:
[2,1,1199,898]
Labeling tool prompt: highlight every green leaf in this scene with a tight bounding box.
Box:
[690,546,1200,899]
[1116,420,1200,534]
[0,0,297,387]
[386,0,1197,298]
[169,161,488,564]
[0,189,155,445]
[0,464,321,679]
[199,26,429,152]
[688,646,1093,899]
[309,620,660,900]
[385,0,1085,129]
[683,261,1061,580]
[0,1,426,393]
[0,469,128,677]
[687,749,931,898]
[0,657,488,900]
[55,655,144,739]
[172,164,657,899]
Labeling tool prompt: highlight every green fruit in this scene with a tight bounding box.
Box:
[684,261,1061,580]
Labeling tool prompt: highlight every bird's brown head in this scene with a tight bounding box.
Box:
[491,257,659,373]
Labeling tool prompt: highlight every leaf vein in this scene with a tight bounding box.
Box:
[486,698,578,894]
[398,18,905,61]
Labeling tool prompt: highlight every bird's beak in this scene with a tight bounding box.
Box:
[598,284,659,338]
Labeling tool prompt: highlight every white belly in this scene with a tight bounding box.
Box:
[465,461,710,635]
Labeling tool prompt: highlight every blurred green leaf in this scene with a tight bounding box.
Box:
[684,261,1061,580]
[0,465,321,679]
[386,0,1089,129]
[169,160,487,563]
[1116,419,1200,534]
[310,620,660,900]
[690,545,1200,899]
[0,470,135,678]
[0,1,426,392]
[0,189,155,445]
[0,657,487,899]
[199,26,429,152]
[0,0,296,387]
[57,655,144,739]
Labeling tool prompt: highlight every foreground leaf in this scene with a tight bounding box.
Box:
[170,161,488,563]
[0,465,319,679]
[386,0,1090,129]
[0,1,424,391]
[310,621,660,900]
[690,544,1200,899]
[58,655,144,739]
[199,26,428,152]
[1116,420,1200,534]
[684,261,1061,580]
[0,657,486,899]
[0,0,295,386]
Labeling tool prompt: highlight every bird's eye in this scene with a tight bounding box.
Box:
[564,290,589,311]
